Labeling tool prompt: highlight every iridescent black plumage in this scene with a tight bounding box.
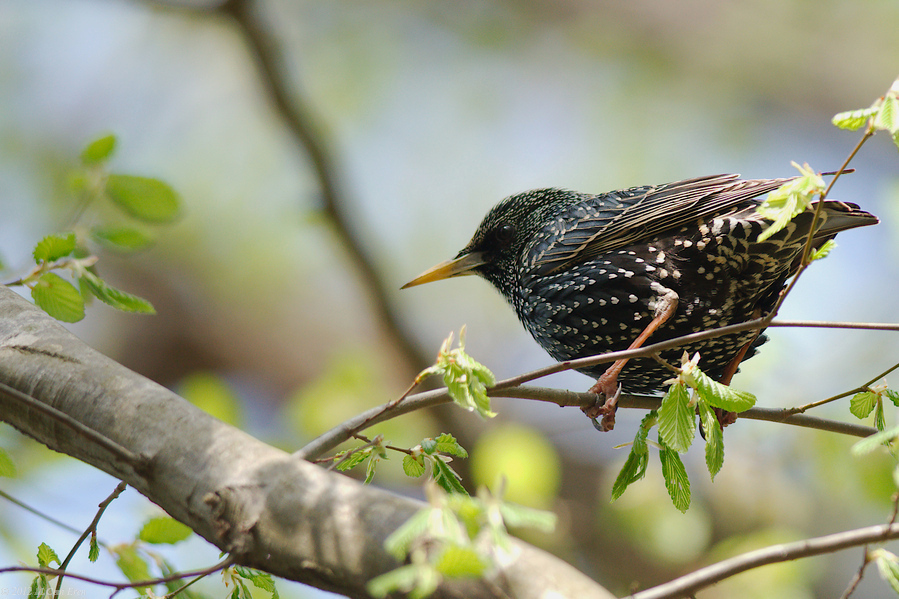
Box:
[405,174,877,394]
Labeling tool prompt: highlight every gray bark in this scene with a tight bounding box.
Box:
[0,286,614,599]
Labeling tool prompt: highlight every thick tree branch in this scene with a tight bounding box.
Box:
[0,287,613,599]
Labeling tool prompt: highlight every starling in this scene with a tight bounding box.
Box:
[403,174,878,429]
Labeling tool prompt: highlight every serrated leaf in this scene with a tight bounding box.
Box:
[611,412,655,501]
[851,425,899,456]
[37,542,60,568]
[432,458,467,495]
[0,447,16,477]
[335,447,371,472]
[698,401,724,479]
[687,367,756,412]
[658,383,695,453]
[832,106,879,131]
[106,174,181,223]
[30,575,50,599]
[81,134,117,165]
[885,389,899,407]
[756,164,824,242]
[138,516,192,544]
[88,533,100,563]
[659,443,691,512]
[32,272,85,322]
[434,544,486,578]
[850,391,878,419]
[364,454,380,484]
[79,271,155,314]
[874,93,899,134]
[874,549,899,594]
[875,402,887,432]
[234,567,278,597]
[403,454,426,478]
[91,226,154,252]
[809,239,836,262]
[433,433,468,457]
[33,233,76,264]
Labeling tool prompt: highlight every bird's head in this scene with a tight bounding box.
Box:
[402,188,585,296]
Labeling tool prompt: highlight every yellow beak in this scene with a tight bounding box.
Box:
[401,252,487,289]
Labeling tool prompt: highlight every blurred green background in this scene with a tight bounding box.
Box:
[1,0,899,597]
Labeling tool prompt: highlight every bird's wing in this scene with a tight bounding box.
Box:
[528,174,791,276]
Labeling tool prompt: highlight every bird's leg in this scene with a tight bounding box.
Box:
[712,311,762,428]
[585,290,679,431]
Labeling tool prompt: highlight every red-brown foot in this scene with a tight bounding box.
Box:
[584,378,622,432]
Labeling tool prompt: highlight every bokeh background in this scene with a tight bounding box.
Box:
[1,0,898,597]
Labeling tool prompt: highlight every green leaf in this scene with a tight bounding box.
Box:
[33,233,77,264]
[234,567,279,598]
[611,412,655,501]
[698,401,724,479]
[658,382,695,453]
[364,453,380,484]
[498,502,557,532]
[112,545,152,595]
[434,544,486,578]
[32,272,85,322]
[0,447,16,477]
[335,447,371,472]
[659,442,691,513]
[832,106,879,131]
[850,391,878,419]
[30,575,50,599]
[885,389,899,407]
[105,174,181,223]
[37,542,60,568]
[138,516,192,544]
[432,458,467,495]
[79,271,155,314]
[755,163,824,242]
[874,549,899,595]
[433,433,468,458]
[88,532,100,563]
[685,366,756,412]
[368,564,438,599]
[403,454,426,478]
[875,401,886,432]
[384,509,433,560]
[851,425,899,456]
[809,239,837,262]
[421,328,497,419]
[91,226,154,253]
[81,134,117,165]
[874,93,899,135]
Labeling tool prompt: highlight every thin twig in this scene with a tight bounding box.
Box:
[56,482,128,595]
[296,383,877,460]
[0,557,234,595]
[838,547,870,599]
[0,489,85,537]
[788,361,899,414]
[629,523,899,599]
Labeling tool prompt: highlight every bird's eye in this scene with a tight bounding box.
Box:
[493,223,515,245]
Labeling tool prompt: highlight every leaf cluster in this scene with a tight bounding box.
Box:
[612,353,756,512]
[417,327,496,418]
[368,483,555,599]
[5,134,182,322]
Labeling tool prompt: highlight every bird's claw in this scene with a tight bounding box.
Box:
[585,383,622,432]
